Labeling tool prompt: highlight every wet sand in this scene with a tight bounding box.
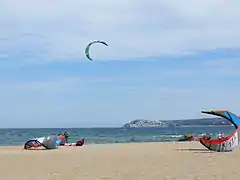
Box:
[0,142,240,180]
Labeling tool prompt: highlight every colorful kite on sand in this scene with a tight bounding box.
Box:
[24,135,84,150]
[199,110,240,152]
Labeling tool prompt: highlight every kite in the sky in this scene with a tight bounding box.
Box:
[85,40,108,61]
[199,110,240,152]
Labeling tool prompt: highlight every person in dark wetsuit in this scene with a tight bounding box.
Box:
[63,131,69,144]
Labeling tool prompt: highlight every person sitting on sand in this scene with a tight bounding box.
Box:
[179,133,193,141]
[184,133,192,139]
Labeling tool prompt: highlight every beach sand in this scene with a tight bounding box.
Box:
[0,142,240,180]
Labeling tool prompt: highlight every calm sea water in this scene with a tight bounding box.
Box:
[0,126,235,146]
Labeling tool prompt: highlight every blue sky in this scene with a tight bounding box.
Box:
[1,0,240,128]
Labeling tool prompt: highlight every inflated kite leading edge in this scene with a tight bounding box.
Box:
[85,40,108,61]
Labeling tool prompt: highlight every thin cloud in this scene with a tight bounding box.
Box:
[201,58,240,76]
[0,76,114,93]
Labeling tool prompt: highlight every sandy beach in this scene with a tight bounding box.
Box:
[0,142,240,180]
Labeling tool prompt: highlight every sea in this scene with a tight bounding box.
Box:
[0,126,236,146]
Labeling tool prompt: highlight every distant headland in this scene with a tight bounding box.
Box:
[122,117,233,128]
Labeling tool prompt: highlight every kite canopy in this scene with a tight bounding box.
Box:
[201,110,240,129]
[199,110,240,152]
[200,127,240,152]
[65,138,85,146]
[85,40,108,61]
[24,135,58,150]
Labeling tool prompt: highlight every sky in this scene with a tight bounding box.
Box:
[1,0,240,128]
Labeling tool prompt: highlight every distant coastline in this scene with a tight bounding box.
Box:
[122,118,233,128]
